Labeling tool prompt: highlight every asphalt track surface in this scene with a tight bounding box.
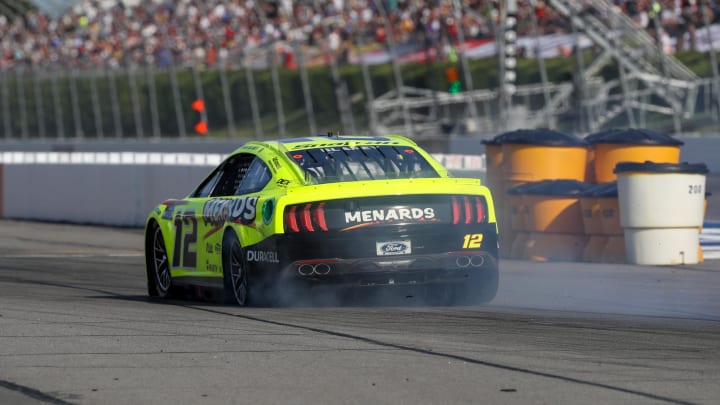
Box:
[1,221,719,405]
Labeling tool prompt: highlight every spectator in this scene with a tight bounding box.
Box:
[0,0,714,70]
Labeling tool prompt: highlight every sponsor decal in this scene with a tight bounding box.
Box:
[247,250,280,263]
[205,242,221,254]
[262,198,274,225]
[290,140,400,150]
[344,207,435,224]
[376,240,412,256]
[202,197,259,227]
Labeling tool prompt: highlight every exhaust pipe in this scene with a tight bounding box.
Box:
[455,256,470,268]
[470,255,485,267]
[298,264,314,276]
[314,263,331,275]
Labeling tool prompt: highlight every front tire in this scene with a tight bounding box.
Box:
[147,223,173,298]
[222,232,251,306]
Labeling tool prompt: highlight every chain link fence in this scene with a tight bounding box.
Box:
[3,1,720,142]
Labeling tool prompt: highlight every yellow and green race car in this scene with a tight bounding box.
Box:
[145,134,499,306]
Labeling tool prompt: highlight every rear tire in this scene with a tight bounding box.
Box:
[222,232,251,306]
[147,223,174,298]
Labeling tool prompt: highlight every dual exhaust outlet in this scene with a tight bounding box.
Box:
[297,263,332,276]
[296,255,486,275]
[455,255,485,268]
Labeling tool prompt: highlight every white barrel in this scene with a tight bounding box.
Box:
[614,161,708,265]
[617,172,706,228]
[624,228,699,265]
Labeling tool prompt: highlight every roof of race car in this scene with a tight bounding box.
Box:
[235,134,417,155]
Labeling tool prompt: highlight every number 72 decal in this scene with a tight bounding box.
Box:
[462,233,484,249]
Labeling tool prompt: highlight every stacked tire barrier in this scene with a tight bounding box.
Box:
[485,128,711,265]
[509,180,592,262]
[483,129,590,260]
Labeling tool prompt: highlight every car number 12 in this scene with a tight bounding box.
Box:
[462,233,483,249]
[173,209,198,269]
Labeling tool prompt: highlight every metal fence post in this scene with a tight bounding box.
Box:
[244,54,264,140]
[108,68,123,138]
[69,68,84,138]
[452,0,480,132]
[356,33,377,135]
[268,48,286,137]
[129,65,144,138]
[281,3,317,135]
[701,0,720,120]
[375,0,412,136]
[570,9,587,133]
[169,65,186,138]
[15,68,29,139]
[0,70,9,139]
[51,69,65,139]
[147,66,161,138]
[296,43,317,135]
[191,65,207,136]
[32,68,46,139]
[529,0,552,128]
[89,68,104,139]
[219,64,237,137]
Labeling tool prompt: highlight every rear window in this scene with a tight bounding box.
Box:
[288,145,440,184]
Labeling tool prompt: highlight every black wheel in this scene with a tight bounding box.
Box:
[452,256,499,306]
[147,223,173,298]
[222,232,251,306]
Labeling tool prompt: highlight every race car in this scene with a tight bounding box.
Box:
[145,134,499,306]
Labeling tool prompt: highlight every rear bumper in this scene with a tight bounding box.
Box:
[288,252,495,287]
[246,223,499,287]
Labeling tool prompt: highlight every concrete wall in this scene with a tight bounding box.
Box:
[678,136,720,173]
[2,164,211,227]
[0,151,483,227]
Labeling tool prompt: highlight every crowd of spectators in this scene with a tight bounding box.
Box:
[0,0,718,70]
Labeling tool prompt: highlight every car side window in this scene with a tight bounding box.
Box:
[209,154,256,197]
[192,169,223,198]
[236,158,271,195]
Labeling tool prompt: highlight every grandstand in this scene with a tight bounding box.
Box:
[1,0,720,139]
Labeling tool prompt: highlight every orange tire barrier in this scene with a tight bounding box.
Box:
[526,233,588,262]
[580,194,603,235]
[510,232,531,260]
[585,128,683,183]
[583,236,609,262]
[602,235,627,263]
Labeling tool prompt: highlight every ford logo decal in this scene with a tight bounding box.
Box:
[381,243,408,253]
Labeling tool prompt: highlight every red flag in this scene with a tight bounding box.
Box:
[194,121,208,135]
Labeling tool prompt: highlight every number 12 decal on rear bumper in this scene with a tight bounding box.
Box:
[462,233,483,249]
